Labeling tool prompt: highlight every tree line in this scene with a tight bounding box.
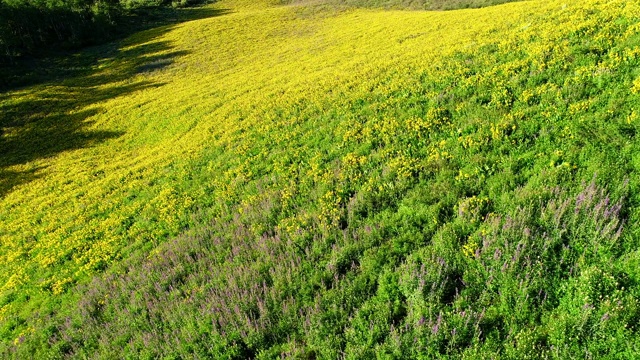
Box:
[0,0,208,63]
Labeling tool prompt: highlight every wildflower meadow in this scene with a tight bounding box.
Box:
[2,0,640,357]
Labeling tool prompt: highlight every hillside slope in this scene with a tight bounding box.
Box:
[2,0,640,357]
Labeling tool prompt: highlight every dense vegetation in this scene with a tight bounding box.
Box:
[2,0,640,357]
[0,0,209,62]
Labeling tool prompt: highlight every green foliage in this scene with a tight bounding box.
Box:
[0,0,117,59]
[0,0,212,62]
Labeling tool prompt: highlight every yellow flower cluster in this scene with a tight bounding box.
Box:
[456,196,490,223]
[319,190,343,227]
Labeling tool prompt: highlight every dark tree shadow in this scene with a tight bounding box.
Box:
[0,7,230,198]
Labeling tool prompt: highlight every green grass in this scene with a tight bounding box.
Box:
[2,0,640,358]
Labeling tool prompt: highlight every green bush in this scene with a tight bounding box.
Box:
[0,0,118,60]
[0,0,211,62]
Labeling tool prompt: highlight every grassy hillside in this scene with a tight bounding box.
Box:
[281,0,519,11]
[2,0,640,357]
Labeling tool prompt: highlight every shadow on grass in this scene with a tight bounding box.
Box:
[0,7,230,198]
